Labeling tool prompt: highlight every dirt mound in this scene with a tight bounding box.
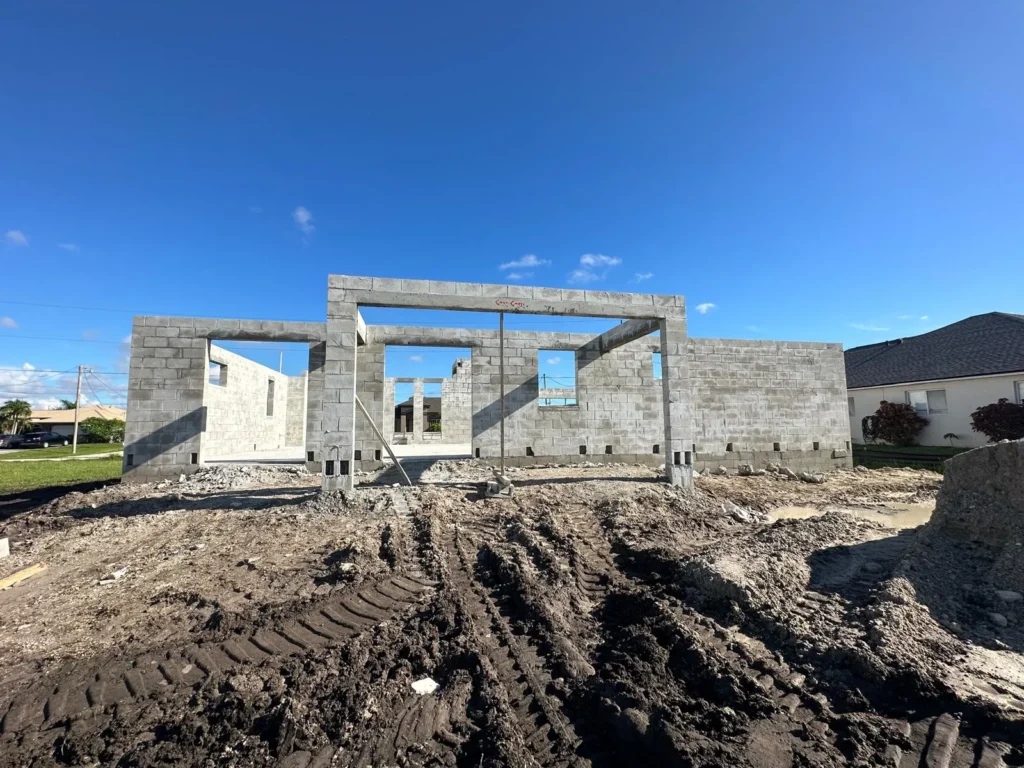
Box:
[3,464,1022,766]
[897,439,1024,657]
[697,466,942,511]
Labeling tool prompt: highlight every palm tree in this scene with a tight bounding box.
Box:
[0,399,33,434]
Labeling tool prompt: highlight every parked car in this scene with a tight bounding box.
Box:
[19,432,71,448]
[0,434,26,448]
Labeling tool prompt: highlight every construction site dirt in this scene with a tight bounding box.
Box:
[1,460,1022,767]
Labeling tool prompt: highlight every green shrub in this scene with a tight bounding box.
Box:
[970,398,1024,442]
[80,417,126,443]
[871,401,928,447]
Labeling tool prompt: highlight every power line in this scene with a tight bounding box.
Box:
[84,374,107,407]
[0,334,124,345]
[0,367,128,375]
[0,299,140,314]
[0,299,621,327]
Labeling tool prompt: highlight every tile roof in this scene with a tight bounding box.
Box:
[29,405,127,424]
[845,313,1024,388]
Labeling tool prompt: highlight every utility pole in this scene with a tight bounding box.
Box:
[72,365,84,455]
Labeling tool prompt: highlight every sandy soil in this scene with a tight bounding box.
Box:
[0,460,1020,767]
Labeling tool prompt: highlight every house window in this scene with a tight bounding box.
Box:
[267,378,275,416]
[209,362,227,387]
[906,389,946,415]
[538,350,577,406]
[848,397,855,416]
[1016,381,1024,405]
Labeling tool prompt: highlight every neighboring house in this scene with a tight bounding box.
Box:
[27,405,127,437]
[393,396,442,435]
[846,313,1024,448]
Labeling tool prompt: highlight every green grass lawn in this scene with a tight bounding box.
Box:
[852,443,968,457]
[0,443,124,461]
[0,456,123,494]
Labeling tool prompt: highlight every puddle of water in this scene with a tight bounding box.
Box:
[769,502,936,529]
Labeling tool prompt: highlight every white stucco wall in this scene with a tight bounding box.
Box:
[848,373,1024,447]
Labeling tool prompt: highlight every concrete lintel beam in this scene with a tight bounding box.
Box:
[367,326,485,348]
[356,310,367,345]
[329,275,682,320]
[135,316,327,343]
[578,318,660,355]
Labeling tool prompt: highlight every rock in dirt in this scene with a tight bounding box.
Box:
[995,590,1023,603]
[411,677,440,695]
[990,612,1009,628]
[722,499,761,524]
[798,471,825,484]
[780,467,799,479]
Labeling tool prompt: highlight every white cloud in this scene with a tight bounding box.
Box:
[0,363,74,409]
[695,302,716,314]
[293,206,314,235]
[632,272,654,282]
[4,230,28,246]
[568,253,621,284]
[546,356,561,365]
[57,243,79,252]
[920,315,929,320]
[82,329,100,340]
[579,253,621,268]
[897,314,913,320]
[745,325,762,332]
[505,272,533,281]
[849,323,889,332]
[568,268,598,284]
[0,317,16,329]
[409,354,424,362]
[500,254,549,270]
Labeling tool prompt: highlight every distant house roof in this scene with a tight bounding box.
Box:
[845,312,1024,389]
[29,405,127,425]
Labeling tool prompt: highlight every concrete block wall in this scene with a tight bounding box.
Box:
[687,338,852,471]
[123,317,208,482]
[441,358,472,443]
[305,342,326,470]
[285,373,307,447]
[354,343,386,470]
[203,345,292,457]
[471,331,667,461]
[124,316,325,482]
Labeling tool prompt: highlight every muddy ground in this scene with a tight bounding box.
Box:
[0,461,1021,766]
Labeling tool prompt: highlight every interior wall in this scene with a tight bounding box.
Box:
[441,358,472,443]
[471,331,663,460]
[202,345,295,457]
[285,373,308,447]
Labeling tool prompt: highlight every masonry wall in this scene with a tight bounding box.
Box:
[687,338,852,472]
[285,373,308,447]
[202,345,294,457]
[123,316,325,482]
[441,358,472,443]
[122,317,207,481]
[471,331,665,462]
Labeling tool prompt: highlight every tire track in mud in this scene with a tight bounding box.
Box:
[0,551,435,743]
[591,508,1020,767]
[443,507,584,767]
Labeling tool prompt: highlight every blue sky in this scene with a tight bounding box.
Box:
[2,1,1022,408]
